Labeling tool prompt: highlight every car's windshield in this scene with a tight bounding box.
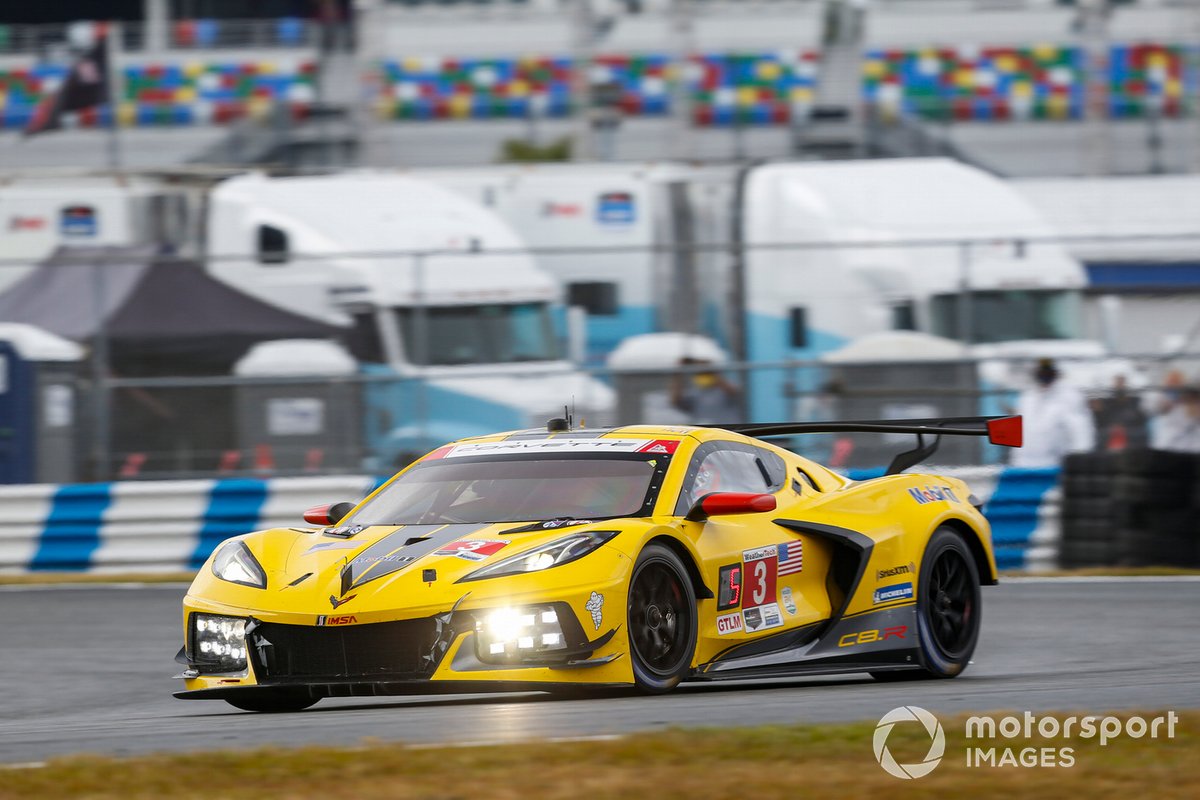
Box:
[395,302,560,366]
[345,456,662,525]
[928,289,1082,343]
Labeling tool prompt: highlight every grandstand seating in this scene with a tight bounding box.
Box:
[863,44,1086,121]
[380,52,818,124]
[0,59,317,129]
[0,36,1193,129]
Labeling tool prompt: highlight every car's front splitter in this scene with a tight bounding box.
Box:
[175,676,633,702]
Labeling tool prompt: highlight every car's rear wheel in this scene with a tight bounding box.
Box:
[224,688,319,713]
[871,527,981,682]
[627,544,697,694]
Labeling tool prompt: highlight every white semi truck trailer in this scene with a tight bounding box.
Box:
[419,158,1104,421]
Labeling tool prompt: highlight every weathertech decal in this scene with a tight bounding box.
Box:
[441,438,677,458]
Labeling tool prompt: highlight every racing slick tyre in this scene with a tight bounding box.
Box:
[871,527,981,682]
[626,544,698,694]
[224,689,320,713]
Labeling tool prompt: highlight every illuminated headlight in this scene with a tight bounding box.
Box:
[192,614,248,672]
[458,531,619,583]
[476,605,568,662]
[211,541,267,589]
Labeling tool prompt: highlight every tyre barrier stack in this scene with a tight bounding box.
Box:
[1060,450,1200,569]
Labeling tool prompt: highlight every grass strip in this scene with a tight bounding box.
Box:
[1,710,1195,799]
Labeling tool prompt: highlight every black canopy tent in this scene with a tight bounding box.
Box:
[0,246,346,477]
[0,245,342,374]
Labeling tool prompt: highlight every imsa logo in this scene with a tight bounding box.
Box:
[317,615,358,626]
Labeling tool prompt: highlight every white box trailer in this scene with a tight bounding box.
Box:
[739,158,1098,419]
[206,171,614,464]
[420,158,1117,422]
[1013,174,1200,356]
[412,162,735,366]
[0,175,193,294]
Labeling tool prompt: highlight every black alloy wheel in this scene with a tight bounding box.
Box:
[925,544,976,659]
[627,544,698,693]
[872,526,981,682]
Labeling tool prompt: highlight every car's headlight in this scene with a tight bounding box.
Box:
[211,541,267,589]
[191,613,248,673]
[475,605,569,662]
[458,530,619,583]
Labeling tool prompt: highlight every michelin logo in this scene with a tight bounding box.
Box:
[585,591,604,630]
[874,582,914,605]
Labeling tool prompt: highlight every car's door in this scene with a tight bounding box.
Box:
[677,442,831,653]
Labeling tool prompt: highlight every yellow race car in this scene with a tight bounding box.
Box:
[174,416,1022,712]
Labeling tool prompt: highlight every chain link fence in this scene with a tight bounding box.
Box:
[0,228,1197,483]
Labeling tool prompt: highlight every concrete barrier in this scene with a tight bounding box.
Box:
[0,475,378,573]
[0,467,1061,573]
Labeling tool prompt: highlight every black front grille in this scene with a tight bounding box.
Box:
[251,619,439,683]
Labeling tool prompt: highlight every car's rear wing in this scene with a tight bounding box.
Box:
[710,416,1023,475]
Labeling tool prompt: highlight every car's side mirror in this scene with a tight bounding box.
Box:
[685,492,777,522]
[303,501,356,526]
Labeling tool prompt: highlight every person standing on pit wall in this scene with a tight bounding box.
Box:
[1011,358,1095,468]
[671,357,742,424]
[1152,386,1200,453]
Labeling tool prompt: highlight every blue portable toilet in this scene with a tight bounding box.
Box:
[0,324,83,484]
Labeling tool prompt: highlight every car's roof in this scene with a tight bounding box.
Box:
[451,424,736,446]
[434,424,849,491]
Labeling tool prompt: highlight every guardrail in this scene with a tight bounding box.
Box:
[0,467,1060,574]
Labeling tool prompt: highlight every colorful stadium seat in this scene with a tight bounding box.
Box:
[0,42,1193,130]
[861,44,1085,122]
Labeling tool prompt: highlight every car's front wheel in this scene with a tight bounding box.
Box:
[871,526,981,682]
[224,688,320,713]
[626,544,697,694]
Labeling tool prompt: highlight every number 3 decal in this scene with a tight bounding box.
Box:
[750,559,768,605]
[741,547,778,609]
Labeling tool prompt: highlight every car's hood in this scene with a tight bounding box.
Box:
[196,520,617,617]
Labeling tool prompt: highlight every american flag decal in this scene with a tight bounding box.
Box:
[777,541,803,575]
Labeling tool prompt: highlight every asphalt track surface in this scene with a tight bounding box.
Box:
[2,578,1198,764]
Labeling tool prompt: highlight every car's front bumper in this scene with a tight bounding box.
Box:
[176,575,633,698]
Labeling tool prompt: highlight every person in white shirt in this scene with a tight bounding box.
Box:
[1011,359,1095,468]
[1152,387,1200,453]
